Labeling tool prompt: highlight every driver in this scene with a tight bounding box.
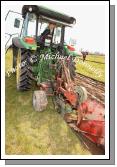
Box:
[37,22,56,45]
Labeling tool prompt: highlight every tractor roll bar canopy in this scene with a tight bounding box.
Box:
[22,5,76,25]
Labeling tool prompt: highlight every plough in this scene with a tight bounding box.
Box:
[38,57,105,148]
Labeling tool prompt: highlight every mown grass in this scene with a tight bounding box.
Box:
[75,55,105,82]
[84,55,105,63]
[5,49,91,155]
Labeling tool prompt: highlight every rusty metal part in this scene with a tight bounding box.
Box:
[54,59,105,147]
[39,81,54,96]
[77,120,105,146]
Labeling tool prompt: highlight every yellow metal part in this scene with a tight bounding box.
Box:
[16,50,21,86]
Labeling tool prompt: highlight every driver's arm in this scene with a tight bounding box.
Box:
[40,28,50,42]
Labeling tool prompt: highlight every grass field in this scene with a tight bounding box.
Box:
[5,50,91,155]
[82,55,105,63]
[75,55,105,82]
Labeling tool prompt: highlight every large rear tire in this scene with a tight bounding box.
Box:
[16,48,33,91]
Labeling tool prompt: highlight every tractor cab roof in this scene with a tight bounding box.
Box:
[22,5,76,26]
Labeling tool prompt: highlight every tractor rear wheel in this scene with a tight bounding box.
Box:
[16,48,33,91]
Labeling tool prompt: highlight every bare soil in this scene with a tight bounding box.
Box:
[75,73,105,106]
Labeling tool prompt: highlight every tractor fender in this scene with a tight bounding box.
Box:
[12,37,37,50]
[12,37,25,49]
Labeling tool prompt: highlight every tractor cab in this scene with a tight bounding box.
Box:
[13,5,76,51]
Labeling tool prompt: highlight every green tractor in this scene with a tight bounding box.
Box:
[6,5,105,147]
[9,5,77,90]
